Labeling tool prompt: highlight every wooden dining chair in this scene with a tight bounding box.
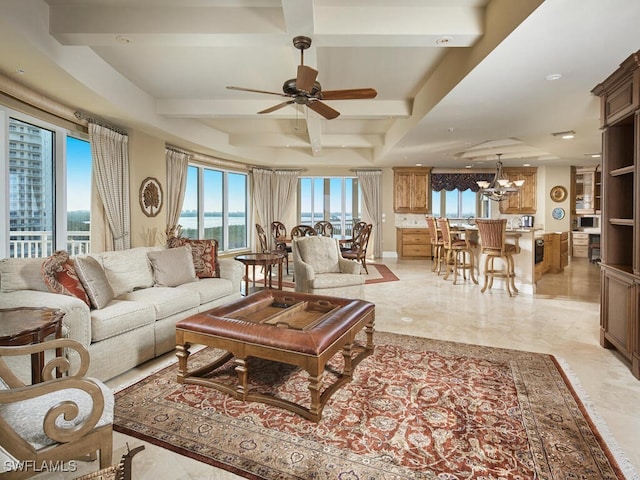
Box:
[291,225,316,238]
[437,217,478,285]
[341,223,372,274]
[425,216,445,274]
[314,220,334,237]
[256,223,288,274]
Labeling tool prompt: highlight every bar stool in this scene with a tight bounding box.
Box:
[476,219,521,297]
[425,216,445,274]
[437,217,478,285]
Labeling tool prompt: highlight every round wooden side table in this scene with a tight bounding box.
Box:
[234,253,285,296]
[0,307,65,384]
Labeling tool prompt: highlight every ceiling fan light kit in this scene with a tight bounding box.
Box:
[226,36,377,120]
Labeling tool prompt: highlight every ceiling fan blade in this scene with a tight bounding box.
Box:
[296,65,318,93]
[226,86,287,97]
[320,88,378,100]
[307,100,340,120]
[258,100,295,114]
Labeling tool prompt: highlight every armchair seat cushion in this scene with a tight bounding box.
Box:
[0,379,114,450]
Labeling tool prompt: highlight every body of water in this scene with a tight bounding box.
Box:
[178,216,246,229]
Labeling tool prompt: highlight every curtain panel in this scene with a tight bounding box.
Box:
[89,123,130,251]
[431,173,494,192]
[251,168,274,247]
[354,169,382,258]
[165,149,191,238]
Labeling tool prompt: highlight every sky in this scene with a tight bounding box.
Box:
[66,136,92,211]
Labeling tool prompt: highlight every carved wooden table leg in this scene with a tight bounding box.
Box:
[308,373,323,419]
[175,343,190,384]
[342,342,354,378]
[235,357,248,399]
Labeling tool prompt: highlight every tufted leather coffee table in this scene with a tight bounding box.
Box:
[175,290,375,422]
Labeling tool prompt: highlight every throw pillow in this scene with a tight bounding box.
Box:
[147,245,198,287]
[74,256,115,310]
[41,251,91,307]
[167,237,219,278]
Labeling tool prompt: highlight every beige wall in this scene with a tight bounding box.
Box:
[128,130,167,247]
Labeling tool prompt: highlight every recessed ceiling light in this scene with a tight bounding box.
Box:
[15,68,25,75]
[465,165,472,168]
[415,163,423,167]
[523,163,531,167]
[116,35,131,44]
[585,153,601,158]
[546,73,562,81]
[436,36,453,45]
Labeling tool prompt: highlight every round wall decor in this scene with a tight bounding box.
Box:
[550,185,568,202]
[139,177,163,217]
[552,207,565,220]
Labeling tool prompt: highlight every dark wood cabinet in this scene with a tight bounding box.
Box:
[393,167,431,213]
[592,49,640,378]
[499,167,537,214]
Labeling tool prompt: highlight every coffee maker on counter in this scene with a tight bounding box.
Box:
[519,215,534,228]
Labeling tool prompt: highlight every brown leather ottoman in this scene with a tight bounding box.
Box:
[175,290,375,422]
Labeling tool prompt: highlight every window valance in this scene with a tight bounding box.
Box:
[431,173,495,192]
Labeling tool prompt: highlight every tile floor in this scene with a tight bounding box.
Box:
[36,257,640,479]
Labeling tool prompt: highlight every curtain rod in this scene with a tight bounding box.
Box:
[75,111,127,136]
[166,144,250,171]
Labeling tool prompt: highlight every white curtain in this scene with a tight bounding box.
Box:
[355,169,383,258]
[89,123,130,251]
[165,149,191,238]
[252,168,274,245]
[273,169,302,221]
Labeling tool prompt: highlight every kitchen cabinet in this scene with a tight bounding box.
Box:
[396,228,431,258]
[571,232,589,258]
[393,167,431,213]
[551,232,569,273]
[592,49,640,378]
[499,167,537,214]
[572,166,601,214]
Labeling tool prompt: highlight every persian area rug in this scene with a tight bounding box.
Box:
[113,332,636,480]
[258,263,399,289]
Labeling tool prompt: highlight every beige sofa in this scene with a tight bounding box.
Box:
[0,246,243,381]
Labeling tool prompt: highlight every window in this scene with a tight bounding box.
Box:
[180,164,248,252]
[298,176,360,236]
[432,189,489,220]
[1,110,92,258]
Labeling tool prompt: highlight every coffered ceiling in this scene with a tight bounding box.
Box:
[1,0,639,169]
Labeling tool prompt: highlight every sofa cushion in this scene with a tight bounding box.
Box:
[168,237,219,278]
[100,247,155,297]
[295,236,341,274]
[90,300,156,343]
[74,256,115,310]
[0,257,49,293]
[117,287,200,320]
[147,246,197,287]
[176,277,234,304]
[41,251,91,307]
[310,273,365,289]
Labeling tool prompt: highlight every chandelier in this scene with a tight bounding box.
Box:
[476,154,524,202]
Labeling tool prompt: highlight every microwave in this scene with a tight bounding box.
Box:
[577,215,600,230]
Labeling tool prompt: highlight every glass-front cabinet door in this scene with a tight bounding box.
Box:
[573,166,601,214]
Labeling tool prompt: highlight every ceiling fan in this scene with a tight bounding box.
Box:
[226,36,377,120]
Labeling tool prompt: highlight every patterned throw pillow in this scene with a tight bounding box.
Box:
[167,237,219,278]
[41,251,91,307]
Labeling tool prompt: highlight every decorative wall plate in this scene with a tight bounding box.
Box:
[552,207,565,220]
[550,185,568,202]
[139,177,163,217]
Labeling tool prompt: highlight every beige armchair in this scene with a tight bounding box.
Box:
[0,339,113,479]
[292,235,365,299]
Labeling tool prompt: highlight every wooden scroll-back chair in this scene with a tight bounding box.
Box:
[0,338,113,480]
[313,221,334,237]
[437,217,478,286]
[476,219,521,297]
[256,224,288,274]
[341,221,367,252]
[341,223,372,274]
[425,216,445,274]
[290,225,316,238]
